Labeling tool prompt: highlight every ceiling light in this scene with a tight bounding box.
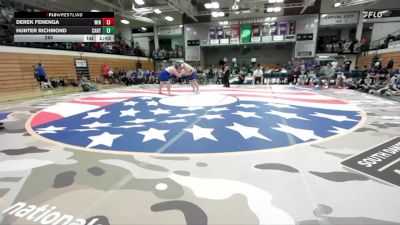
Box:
[265,17,271,21]
[120,19,130,24]
[267,7,274,12]
[232,3,239,10]
[212,11,219,17]
[165,16,174,21]
[204,3,212,9]
[154,9,161,14]
[131,16,155,23]
[234,11,240,14]
[321,13,327,18]
[179,25,183,27]
[276,0,284,2]
[140,27,147,31]
[334,2,342,7]
[218,12,225,17]
[268,0,276,3]
[274,7,281,12]
[211,2,219,8]
[90,9,100,12]
[271,17,277,21]
[135,0,145,5]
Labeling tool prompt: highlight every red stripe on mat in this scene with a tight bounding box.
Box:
[31,111,63,127]
[69,100,116,107]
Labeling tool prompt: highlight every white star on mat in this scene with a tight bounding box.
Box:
[200,114,224,120]
[138,128,169,142]
[83,109,110,119]
[127,118,156,124]
[82,121,111,129]
[87,132,122,148]
[208,107,229,112]
[236,104,259,109]
[170,113,197,118]
[36,126,66,134]
[150,108,171,115]
[310,112,357,122]
[266,110,308,120]
[272,123,321,141]
[159,119,187,124]
[72,128,99,132]
[141,96,153,100]
[183,106,204,111]
[120,108,140,117]
[328,126,348,134]
[226,122,270,141]
[232,110,262,118]
[185,125,217,141]
[146,100,159,106]
[264,103,297,109]
[123,101,138,106]
[117,125,145,129]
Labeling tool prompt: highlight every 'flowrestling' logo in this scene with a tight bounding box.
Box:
[3,202,100,225]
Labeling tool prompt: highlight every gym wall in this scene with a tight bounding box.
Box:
[0,46,154,92]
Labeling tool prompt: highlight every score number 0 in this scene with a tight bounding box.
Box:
[102,18,115,26]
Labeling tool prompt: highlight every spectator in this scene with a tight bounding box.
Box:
[387,57,394,73]
[148,70,156,84]
[206,65,215,84]
[81,77,98,92]
[308,67,318,85]
[298,67,308,85]
[318,63,335,88]
[336,67,346,88]
[252,64,263,85]
[102,64,111,84]
[289,67,300,85]
[33,64,41,88]
[37,63,53,89]
[344,58,352,72]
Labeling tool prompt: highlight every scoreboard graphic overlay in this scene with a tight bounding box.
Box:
[14,12,114,42]
[27,87,365,155]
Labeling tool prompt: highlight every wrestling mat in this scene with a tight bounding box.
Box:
[0,85,399,225]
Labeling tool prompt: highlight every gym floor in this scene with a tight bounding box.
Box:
[0,84,399,225]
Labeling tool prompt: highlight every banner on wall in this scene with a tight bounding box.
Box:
[270,22,277,35]
[278,22,288,36]
[231,25,240,39]
[217,27,224,39]
[262,24,271,36]
[320,12,359,25]
[224,26,232,39]
[209,27,217,39]
[240,24,252,43]
[252,24,261,37]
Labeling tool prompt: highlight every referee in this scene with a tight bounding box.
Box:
[220,57,230,88]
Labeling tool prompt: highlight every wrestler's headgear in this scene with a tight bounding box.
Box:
[173,60,184,69]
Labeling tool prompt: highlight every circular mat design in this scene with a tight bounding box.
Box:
[27,86,365,155]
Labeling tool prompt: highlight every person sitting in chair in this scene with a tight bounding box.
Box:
[252,64,263,85]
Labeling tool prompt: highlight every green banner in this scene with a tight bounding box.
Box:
[240,24,251,43]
